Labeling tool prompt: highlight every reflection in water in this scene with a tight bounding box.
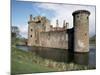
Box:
[31,47,69,62]
[16,45,96,67]
[74,53,89,65]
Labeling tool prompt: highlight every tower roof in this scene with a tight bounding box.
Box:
[72,10,90,16]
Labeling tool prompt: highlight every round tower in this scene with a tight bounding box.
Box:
[72,10,90,52]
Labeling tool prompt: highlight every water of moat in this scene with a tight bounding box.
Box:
[16,45,96,68]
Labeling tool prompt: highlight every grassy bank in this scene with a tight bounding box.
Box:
[11,47,58,74]
[11,46,95,74]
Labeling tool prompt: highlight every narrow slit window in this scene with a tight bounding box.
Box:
[87,16,88,19]
[30,35,32,37]
[31,29,33,31]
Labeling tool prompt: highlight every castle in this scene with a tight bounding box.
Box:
[28,10,90,53]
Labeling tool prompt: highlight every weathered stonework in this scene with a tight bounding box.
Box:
[28,10,90,52]
[28,15,68,49]
[39,31,68,49]
[72,10,90,52]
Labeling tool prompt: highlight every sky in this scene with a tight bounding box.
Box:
[12,0,96,38]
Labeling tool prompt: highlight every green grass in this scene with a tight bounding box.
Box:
[11,46,95,75]
[11,47,57,75]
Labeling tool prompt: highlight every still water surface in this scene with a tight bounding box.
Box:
[16,45,96,68]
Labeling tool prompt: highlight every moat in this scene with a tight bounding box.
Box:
[16,44,96,68]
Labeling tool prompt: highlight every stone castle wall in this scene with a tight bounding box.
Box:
[39,31,68,49]
[28,16,50,46]
[28,15,68,49]
[28,10,90,52]
[72,10,90,52]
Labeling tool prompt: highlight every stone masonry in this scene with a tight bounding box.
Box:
[28,10,90,52]
[28,15,68,49]
[72,10,90,52]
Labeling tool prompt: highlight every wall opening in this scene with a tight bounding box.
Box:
[30,35,32,37]
[31,29,33,31]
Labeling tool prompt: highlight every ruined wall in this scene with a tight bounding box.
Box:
[28,22,36,46]
[28,15,51,46]
[28,15,68,49]
[72,10,90,52]
[28,22,46,46]
[39,31,68,49]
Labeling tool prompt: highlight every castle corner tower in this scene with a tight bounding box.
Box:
[72,10,90,52]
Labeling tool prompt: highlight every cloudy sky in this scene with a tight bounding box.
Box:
[12,0,96,38]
